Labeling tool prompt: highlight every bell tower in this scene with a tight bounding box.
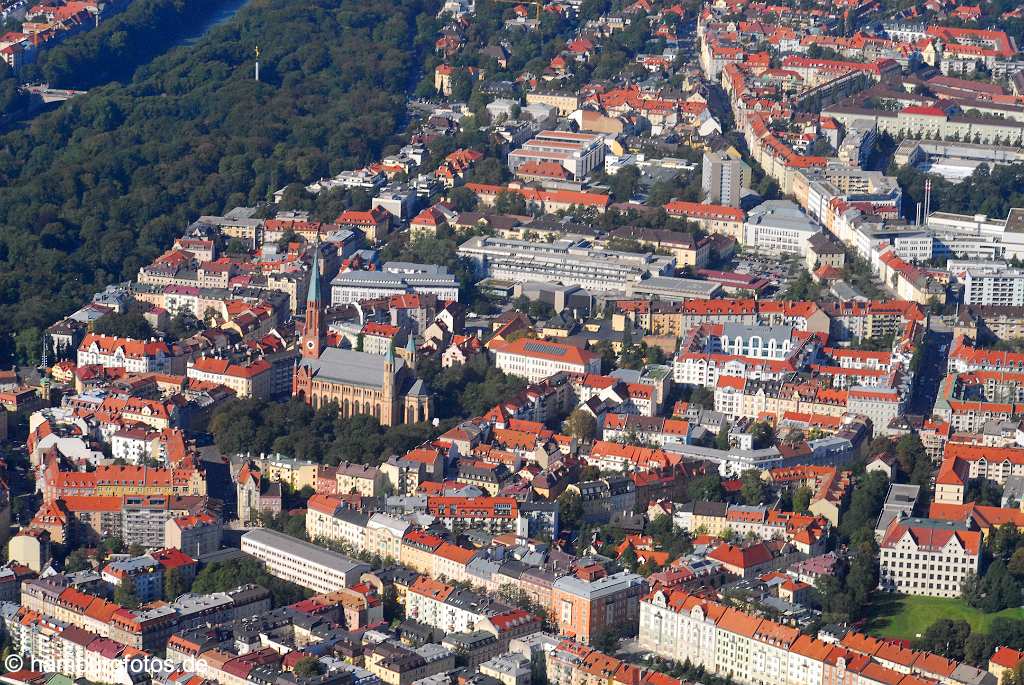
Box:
[301,243,324,359]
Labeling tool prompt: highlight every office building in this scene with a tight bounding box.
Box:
[331,262,460,305]
[240,528,370,593]
[458,235,675,292]
[507,130,605,180]
[743,201,819,256]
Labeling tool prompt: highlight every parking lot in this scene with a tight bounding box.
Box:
[729,254,803,290]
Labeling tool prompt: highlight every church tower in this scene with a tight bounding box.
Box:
[300,243,324,359]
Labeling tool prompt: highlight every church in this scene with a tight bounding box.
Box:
[292,247,432,427]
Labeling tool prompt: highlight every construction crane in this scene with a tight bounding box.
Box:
[492,0,543,23]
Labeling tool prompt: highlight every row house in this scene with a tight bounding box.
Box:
[638,588,993,685]
[427,496,519,534]
[406,576,515,635]
[77,334,180,374]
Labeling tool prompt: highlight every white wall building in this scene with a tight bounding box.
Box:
[493,338,601,382]
[240,528,370,594]
[878,517,981,597]
[963,268,1024,307]
[743,201,819,256]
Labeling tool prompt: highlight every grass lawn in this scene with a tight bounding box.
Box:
[865,593,1024,640]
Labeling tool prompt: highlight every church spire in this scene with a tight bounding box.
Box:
[301,240,324,359]
[306,241,322,305]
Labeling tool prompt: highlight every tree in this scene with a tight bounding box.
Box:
[846,536,879,609]
[449,186,478,212]
[591,626,624,653]
[740,469,767,505]
[750,421,774,449]
[293,656,322,678]
[449,68,473,101]
[792,485,812,514]
[687,472,724,501]
[619,545,639,572]
[967,478,1004,507]
[167,311,201,340]
[225,237,248,255]
[565,410,597,443]
[495,190,529,215]
[714,422,731,450]
[895,433,930,489]
[101,536,125,556]
[164,566,190,600]
[15,328,42,366]
[93,312,153,340]
[688,386,714,409]
[972,559,1023,613]
[114,579,140,609]
[557,492,584,531]
[780,268,823,301]
[192,558,308,607]
[838,471,889,542]
[0,0,460,370]
[63,549,91,573]
[608,166,641,203]
[915,618,971,661]
[1009,548,1024,578]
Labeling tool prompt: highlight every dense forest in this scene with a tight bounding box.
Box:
[0,0,439,364]
[22,0,246,89]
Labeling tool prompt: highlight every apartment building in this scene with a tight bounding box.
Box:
[240,528,370,594]
[878,517,981,597]
[702,150,751,207]
[955,305,1024,341]
[335,462,387,496]
[493,338,601,383]
[331,263,460,305]
[525,90,581,115]
[406,576,514,635]
[364,512,410,561]
[305,495,370,549]
[663,200,746,242]
[42,463,206,503]
[164,513,222,558]
[933,372,1024,434]
[365,640,455,685]
[638,588,993,685]
[550,568,647,645]
[427,496,519,533]
[400,529,446,575]
[76,334,177,374]
[824,103,1024,148]
[186,356,273,399]
[963,268,1024,307]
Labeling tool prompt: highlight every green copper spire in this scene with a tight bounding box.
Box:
[307,243,321,304]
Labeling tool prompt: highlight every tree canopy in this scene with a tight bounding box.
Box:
[210,397,437,465]
[191,558,309,606]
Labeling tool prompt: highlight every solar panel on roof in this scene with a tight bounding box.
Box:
[523,341,567,356]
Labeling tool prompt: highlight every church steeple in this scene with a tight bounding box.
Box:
[301,242,324,359]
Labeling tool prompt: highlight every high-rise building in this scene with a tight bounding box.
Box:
[701,150,751,208]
